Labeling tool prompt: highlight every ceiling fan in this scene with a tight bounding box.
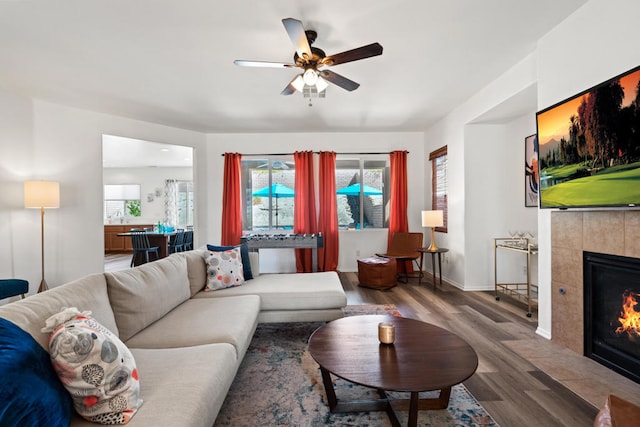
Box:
[234,18,383,96]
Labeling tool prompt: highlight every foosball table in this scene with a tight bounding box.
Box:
[241,233,324,272]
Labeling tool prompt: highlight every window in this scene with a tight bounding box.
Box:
[429,146,448,232]
[240,154,389,231]
[241,157,295,231]
[176,181,194,228]
[104,184,141,220]
[335,156,388,229]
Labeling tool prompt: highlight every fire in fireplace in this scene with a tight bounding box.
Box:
[616,290,640,338]
[584,251,640,384]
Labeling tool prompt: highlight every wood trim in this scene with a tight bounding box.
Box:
[430,145,448,233]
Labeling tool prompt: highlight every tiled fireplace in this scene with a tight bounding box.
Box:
[583,251,640,382]
[551,211,640,378]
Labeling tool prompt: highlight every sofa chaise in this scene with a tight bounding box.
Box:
[0,246,347,427]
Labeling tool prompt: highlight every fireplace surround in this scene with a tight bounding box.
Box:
[551,210,640,362]
[584,251,640,383]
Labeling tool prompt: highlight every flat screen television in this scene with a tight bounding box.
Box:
[536,65,640,209]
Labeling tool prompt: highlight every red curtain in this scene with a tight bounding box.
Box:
[318,151,339,272]
[293,151,318,273]
[388,150,411,272]
[221,152,243,246]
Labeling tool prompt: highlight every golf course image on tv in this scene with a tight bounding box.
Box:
[536,65,640,208]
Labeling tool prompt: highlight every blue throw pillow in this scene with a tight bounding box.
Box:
[207,242,253,280]
[0,318,73,427]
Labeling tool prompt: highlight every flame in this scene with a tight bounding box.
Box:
[615,290,640,338]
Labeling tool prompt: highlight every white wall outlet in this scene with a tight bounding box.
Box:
[356,250,360,256]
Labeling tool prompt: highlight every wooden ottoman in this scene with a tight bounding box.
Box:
[357,257,397,290]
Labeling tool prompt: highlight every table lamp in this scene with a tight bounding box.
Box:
[421,210,443,251]
[24,180,60,293]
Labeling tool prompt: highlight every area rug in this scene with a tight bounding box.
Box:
[214,305,498,427]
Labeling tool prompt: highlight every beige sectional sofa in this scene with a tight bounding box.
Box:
[0,247,347,427]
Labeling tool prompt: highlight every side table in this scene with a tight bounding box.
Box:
[418,248,449,289]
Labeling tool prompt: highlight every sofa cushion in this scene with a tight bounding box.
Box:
[124,296,260,361]
[0,318,73,427]
[204,248,245,291]
[43,308,142,425]
[175,248,208,297]
[248,251,260,277]
[70,344,238,427]
[105,255,190,342]
[0,273,118,350]
[193,271,347,311]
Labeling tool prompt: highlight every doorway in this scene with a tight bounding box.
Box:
[102,135,194,271]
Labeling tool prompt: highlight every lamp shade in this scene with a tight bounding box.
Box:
[422,210,443,227]
[24,180,60,209]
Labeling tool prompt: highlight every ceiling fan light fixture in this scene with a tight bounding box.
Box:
[316,76,329,92]
[291,75,305,92]
[303,68,319,86]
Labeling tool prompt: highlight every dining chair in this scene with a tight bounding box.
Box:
[183,230,194,251]
[168,229,185,254]
[130,231,160,267]
[376,232,424,283]
[0,279,28,300]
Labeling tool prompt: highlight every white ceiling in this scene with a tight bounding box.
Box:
[102,135,193,168]
[0,1,588,134]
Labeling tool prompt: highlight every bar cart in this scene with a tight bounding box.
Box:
[494,237,538,317]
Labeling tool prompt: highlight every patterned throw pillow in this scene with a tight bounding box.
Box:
[206,242,253,280]
[41,308,143,425]
[204,247,245,291]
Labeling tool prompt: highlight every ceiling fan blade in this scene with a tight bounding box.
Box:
[234,60,294,68]
[282,18,312,60]
[281,76,298,95]
[319,70,360,91]
[321,42,383,66]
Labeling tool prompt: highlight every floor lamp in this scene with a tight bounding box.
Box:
[24,180,60,293]
[421,210,443,251]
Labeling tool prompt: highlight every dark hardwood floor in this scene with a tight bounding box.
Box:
[339,271,634,427]
[104,254,640,426]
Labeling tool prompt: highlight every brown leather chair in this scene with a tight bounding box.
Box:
[594,395,640,427]
[376,232,423,283]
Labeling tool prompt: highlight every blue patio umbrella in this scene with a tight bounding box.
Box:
[252,183,295,228]
[252,183,295,198]
[336,183,383,196]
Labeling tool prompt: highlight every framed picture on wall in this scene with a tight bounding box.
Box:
[524,134,539,207]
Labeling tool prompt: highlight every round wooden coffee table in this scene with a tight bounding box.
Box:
[308,315,478,427]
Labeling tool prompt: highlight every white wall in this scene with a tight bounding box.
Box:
[463,113,538,291]
[0,91,36,302]
[535,0,640,338]
[424,53,539,290]
[0,95,424,295]
[205,132,425,272]
[0,96,207,297]
[103,167,193,225]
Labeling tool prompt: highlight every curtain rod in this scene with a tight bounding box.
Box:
[220,151,408,157]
